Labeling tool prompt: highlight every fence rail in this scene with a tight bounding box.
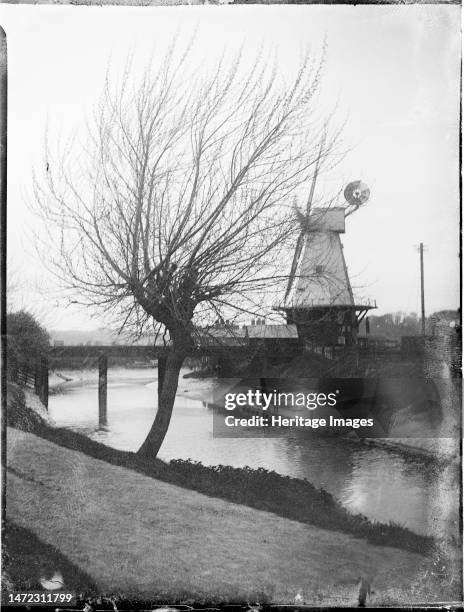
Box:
[7,354,49,409]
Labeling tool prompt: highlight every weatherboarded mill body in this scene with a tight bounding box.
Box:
[278,185,376,349]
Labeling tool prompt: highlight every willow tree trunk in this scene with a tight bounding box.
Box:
[137,348,185,458]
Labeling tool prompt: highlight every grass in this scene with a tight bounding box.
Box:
[36,423,437,554]
[6,383,47,432]
[2,521,98,601]
[7,427,435,605]
[6,383,461,606]
[6,387,434,557]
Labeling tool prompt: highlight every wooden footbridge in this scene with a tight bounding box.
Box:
[49,324,301,369]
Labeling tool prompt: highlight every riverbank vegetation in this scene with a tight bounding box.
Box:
[6,384,47,432]
[7,385,435,558]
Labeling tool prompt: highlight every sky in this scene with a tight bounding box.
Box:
[1,3,461,330]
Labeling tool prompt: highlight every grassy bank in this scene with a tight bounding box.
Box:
[6,383,48,432]
[6,384,433,558]
[8,427,438,605]
[168,459,435,554]
[2,521,98,599]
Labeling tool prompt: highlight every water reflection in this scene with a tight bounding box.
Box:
[48,367,458,538]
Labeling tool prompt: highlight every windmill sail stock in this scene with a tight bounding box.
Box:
[284,140,324,303]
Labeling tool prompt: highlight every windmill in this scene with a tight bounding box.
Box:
[278,175,375,348]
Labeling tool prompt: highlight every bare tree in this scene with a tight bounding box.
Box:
[33,42,341,458]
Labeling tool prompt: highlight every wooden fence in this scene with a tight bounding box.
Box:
[7,354,49,409]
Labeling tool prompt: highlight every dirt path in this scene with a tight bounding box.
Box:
[6,427,431,605]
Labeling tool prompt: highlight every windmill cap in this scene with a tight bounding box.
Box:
[307,207,345,233]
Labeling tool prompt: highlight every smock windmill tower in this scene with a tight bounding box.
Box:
[278,171,376,348]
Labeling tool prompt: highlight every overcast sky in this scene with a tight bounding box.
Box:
[1,3,460,330]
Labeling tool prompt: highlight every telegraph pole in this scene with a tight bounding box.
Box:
[419,242,425,337]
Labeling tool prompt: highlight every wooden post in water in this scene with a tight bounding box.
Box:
[98,353,108,428]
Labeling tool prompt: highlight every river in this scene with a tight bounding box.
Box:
[48,367,459,540]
